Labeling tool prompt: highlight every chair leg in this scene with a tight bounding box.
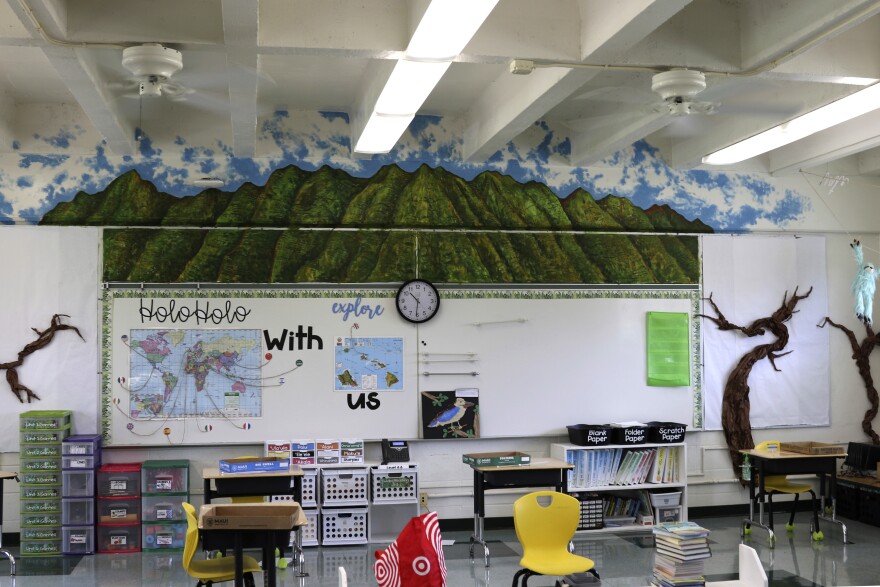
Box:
[522,570,539,587]
[767,492,775,533]
[512,568,527,587]
[809,489,821,539]
[590,568,601,579]
[787,493,799,529]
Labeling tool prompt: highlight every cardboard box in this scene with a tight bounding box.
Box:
[462,451,531,467]
[218,456,290,474]
[781,441,846,455]
[198,503,307,530]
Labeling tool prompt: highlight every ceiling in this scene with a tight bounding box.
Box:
[4,0,880,176]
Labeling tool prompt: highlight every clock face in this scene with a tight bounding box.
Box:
[396,279,440,323]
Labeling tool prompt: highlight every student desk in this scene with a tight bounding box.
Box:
[466,457,573,567]
[740,448,847,548]
[202,466,305,576]
[0,471,16,576]
[198,503,306,587]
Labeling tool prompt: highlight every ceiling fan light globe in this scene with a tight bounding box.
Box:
[651,69,706,101]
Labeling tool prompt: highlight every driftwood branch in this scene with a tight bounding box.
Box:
[699,287,813,483]
[0,314,84,403]
[818,317,880,444]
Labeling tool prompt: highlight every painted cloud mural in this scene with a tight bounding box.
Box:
[0,111,810,231]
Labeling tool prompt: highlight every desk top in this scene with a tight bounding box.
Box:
[470,456,572,472]
[202,465,304,479]
[0,471,17,480]
[741,449,846,460]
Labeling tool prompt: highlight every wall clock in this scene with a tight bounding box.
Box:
[396,279,440,324]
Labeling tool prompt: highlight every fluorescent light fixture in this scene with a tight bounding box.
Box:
[354,113,415,154]
[703,82,880,165]
[353,0,499,154]
[375,59,452,116]
[407,0,500,60]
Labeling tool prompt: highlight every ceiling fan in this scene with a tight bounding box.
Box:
[118,43,192,99]
[649,69,717,116]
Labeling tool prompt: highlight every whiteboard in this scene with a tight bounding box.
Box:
[102,288,700,445]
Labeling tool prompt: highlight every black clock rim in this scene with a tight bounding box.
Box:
[395,278,440,323]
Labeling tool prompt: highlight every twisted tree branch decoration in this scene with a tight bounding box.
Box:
[699,287,813,483]
[818,317,880,444]
[0,314,84,403]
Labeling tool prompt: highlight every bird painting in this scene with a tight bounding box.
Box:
[428,397,474,429]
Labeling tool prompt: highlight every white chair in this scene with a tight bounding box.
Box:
[705,544,767,587]
[338,566,348,587]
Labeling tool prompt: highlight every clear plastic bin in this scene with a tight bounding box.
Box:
[98,497,141,524]
[20,512,62,527]
[98,464,141,497]
[20,458,62,473]
[142,495,186,522]
[63,525,95,554]
[20,539,62,556]
[21,526,61,541]
[142,460,189,494]
[98,524,141,553]
[20,428,70,445]
[63,434,102,456]
[20,471,61,486]
[63,470,96,497]
[142,522,187,550]
[62,497,96,525]
[21,444,63,458]
[19,410,71,431]
[62,455,98,470]
[20,498,62,515]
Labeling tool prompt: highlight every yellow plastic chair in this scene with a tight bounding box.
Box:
[754,441,822,541]
[182,502,262,587]
[512,491,599,587]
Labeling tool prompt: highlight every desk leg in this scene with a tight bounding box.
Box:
[290,477,308,578]
[817,471,847,544]
[468,470,490,568]
[265,530,276,587]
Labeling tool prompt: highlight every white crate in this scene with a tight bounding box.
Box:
[321,508,368,545]
[371,466,418,503]
[369,502,419,543]
[300,508,319,546]
[301,468,318,506]
[320,468,368,507]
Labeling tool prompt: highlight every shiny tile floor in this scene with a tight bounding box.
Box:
[1,512,879,586]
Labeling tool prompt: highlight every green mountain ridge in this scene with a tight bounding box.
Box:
[41,163,709,284]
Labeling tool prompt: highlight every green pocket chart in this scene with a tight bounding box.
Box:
[646,311,690,386]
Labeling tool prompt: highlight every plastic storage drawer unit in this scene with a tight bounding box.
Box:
[21,428,71,445]
[19,410,72,431]
[62,455,98,470]
[98,463,141,497]
[62,434,102,456]
[98,524,141,553]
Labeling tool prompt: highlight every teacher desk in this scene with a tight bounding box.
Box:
[740,448,847,548]
[466,456,573,567]
[202,466,305,576]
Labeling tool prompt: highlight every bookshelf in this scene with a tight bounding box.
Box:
[550,442,687,534]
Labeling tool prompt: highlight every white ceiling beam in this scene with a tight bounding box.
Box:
[41,46,136,155]
[5,0,136,154]
[570,112,671,166]
[462,0,692,162]
[221,0,259,158]
[857,147,880,175]
[768,109,880,176]
[738,0,880,70]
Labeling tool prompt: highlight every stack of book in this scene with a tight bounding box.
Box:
[651,521,711,587]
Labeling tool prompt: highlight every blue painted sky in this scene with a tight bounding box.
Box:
[0,112,812,230]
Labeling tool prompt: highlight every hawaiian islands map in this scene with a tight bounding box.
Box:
[128,329,263,418]
[335,337,404,391]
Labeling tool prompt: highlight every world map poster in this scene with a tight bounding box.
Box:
[127,329,263,419]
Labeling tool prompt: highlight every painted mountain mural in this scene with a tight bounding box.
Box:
[41,164,710,284]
